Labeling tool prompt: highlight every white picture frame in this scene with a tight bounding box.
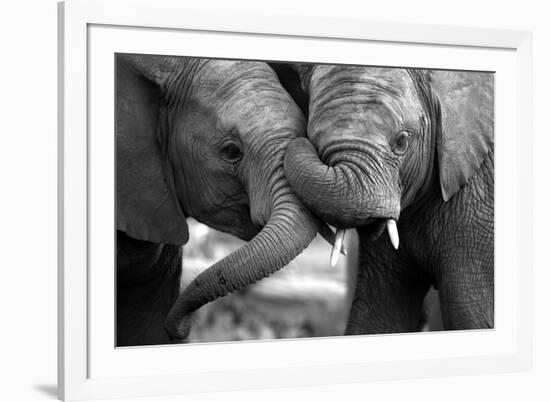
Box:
[58,0,533,400]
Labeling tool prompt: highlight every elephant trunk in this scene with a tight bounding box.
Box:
[284,137,401,229]
[164,192,318,340]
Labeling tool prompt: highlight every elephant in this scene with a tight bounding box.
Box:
[116,54,322,346]
[275,63,494,333]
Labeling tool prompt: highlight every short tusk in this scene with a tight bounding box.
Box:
[330,229,346,267]
[386,219,399,250]
[319,224,347,256]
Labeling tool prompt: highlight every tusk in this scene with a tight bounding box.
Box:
[330,229,346,267]
[319,224,347,256]
[386,219,399,250]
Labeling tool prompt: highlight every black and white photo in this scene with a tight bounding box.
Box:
[116,53,494,347]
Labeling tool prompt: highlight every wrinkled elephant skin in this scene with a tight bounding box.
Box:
[116,55,319,346]
[278,64,494,333]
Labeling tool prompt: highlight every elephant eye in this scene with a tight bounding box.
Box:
[220,140,243,163]
[391,131,411,155]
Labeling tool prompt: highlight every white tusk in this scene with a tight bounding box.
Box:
[341,244,348,256]
[318,224,346,256]
[330,229,346,267]
[386,219,399,250]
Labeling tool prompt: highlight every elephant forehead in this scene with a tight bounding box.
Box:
[192,62,298,112]
[195,60,277,94]
[313,103,401,136]
[309,65,425,133]
[219,98,305,137]
[181,93,304,143]
[312,65,412,89]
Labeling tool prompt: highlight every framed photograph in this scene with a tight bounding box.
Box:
[58,0,533,400]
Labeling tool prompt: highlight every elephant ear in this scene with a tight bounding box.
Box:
[431,70,494,201]
[116,54,188,245]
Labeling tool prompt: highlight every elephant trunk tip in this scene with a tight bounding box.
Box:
[165,312,193,341]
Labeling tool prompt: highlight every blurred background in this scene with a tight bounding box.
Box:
[182,219,442,343]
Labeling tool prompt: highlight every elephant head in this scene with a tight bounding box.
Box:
[281,64,493,247]
[117,54,319,340]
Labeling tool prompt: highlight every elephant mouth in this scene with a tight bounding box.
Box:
[329,217,399,266]
[356,218,387,241]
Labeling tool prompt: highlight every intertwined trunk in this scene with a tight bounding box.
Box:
[284,137,400,229]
